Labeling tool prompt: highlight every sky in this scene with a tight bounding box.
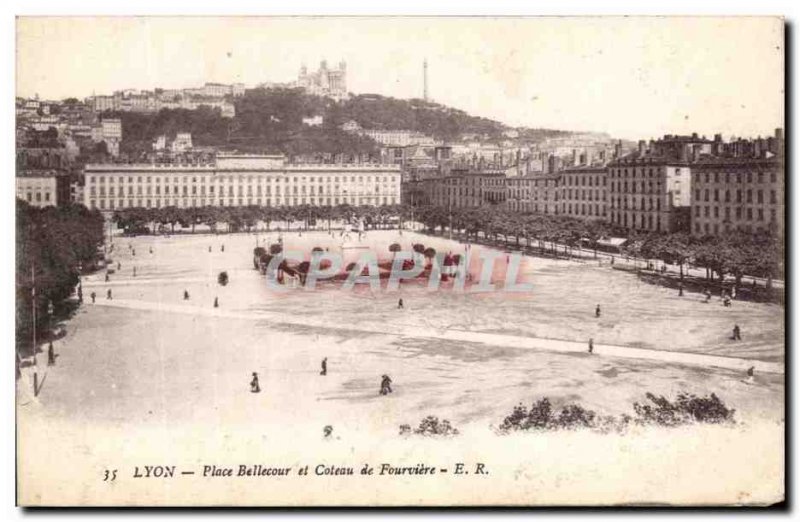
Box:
[16,16,784,140]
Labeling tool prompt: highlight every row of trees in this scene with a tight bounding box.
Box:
[111,203,412,235]
[16,200,105,355]
[111,201,783,289]
[412,205,783,288]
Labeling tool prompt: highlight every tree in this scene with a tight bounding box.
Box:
[16,200,104,356]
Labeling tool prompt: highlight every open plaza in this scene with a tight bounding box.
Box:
[17,228,785,505]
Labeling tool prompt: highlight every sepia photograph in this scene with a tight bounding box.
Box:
[13,14,785,507]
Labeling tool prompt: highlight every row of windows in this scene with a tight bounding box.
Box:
[562,175,607,187]
[610,197,662,212]
[87,174,399,184]
[609,180,663,194]
[694,205,777,222]
[610,211,663,232]
[90,195,398,210]
[695,188,778,204]
[609,167,672,178]
[23,191,51,203]
[695,170,777,184]
[89,185,395,197]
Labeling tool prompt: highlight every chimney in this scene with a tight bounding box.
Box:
[572,148,578,166]
[680,144,689,162]
[638,140,646,155]
[614,140,622,159]
[691,146,699,162]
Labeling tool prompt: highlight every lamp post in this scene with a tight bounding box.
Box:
[31,264,37,367]
[449,210,453,241]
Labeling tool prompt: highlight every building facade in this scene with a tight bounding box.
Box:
[608,153,691,233]
[690,157,784,237]
[83,154,401,212]
[505,173,561,214]
[16,171,71,207]
[559,166,609,221]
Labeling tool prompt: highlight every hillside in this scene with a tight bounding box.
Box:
[104,88,575,157]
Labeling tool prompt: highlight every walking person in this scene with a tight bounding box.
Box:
[250,372,261,393]
[745,366,755,384]
[133,266,137,277]
[398,298,404,309]
[678,282,684,297]
[588,338,594,354]
[105,273,109,282]
[47,342,55,366]
[221,244,225,252]
[90,291,96,304]
[106,289,112,300]
[732,324,742,341]
[184,290,190,300]
[595,304,601,318]
[320,357,327,376]
[214,297,219,308]
[380,374,393,395]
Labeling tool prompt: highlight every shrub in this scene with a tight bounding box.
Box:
[499,393,735,434]
[499,398,597,432]
[632,392,735,426]
[400,416,459,437]
[217,271,229,286]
